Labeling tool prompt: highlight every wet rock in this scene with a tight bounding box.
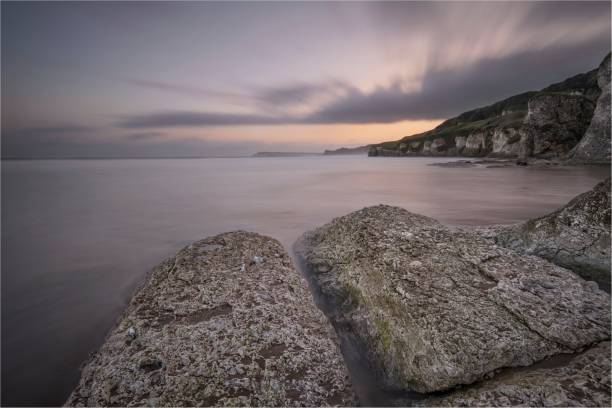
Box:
[66,231,353,407]
[428,160,477,168]
[296,205,610,393]
[418,341,611,407]
[494,178,611,287]
[570,53,611,164]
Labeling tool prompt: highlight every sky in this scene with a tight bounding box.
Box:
[2,1,610,158]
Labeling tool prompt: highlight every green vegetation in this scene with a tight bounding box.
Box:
[373,316,393,351]
[344,282,364,305]
[372,65,600,150]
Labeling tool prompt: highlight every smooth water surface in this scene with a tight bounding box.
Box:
[1,156,608,406]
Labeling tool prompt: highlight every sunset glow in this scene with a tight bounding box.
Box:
[2,1,610,157]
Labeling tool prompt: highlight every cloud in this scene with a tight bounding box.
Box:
[16,125,98,134]
[124,78,248,103]
[124,76,356,114]
[119,40,610,128]
[123,131,165,141]
[120,111,288,128]
[253,80,356,108]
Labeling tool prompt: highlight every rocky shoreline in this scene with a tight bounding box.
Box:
[295,183,610,405]
[67,180,611,407]
[368,53,611,165]
[66,232,354,407]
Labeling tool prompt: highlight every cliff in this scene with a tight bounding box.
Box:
[369,53,610,163]
[323,146,370,155]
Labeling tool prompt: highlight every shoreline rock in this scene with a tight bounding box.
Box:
[418,341,611,407]
[296,205,610,394]
[493,178,611,288]
[66,231,353,407]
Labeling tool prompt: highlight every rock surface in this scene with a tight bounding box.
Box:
[523,93,595,158]
[66,231,353,407]
[494,178,611,287]
[296,205,610,393]
[418,341,611,407]
[571,53,611,163]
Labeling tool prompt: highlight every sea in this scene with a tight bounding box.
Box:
[1,156,608,406]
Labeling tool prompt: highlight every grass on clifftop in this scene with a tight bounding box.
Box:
[373,65,600,150]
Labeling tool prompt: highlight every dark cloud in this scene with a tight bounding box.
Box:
[123,132,165,141]
[520,1,610,28]
[309,39,611,123]
[124,78,247,103]
[17,125,98,134]
[254,80,355,107]
[119,41,610,128]
[120,111,288,128]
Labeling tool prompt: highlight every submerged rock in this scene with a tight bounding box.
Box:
[418,341,611,407]
[296,205,610,393]
[66,231,353,407]
[494,178,611,287]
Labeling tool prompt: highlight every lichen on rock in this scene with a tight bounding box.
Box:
[417,341,611,407]
[494,178,611,287]
[65,231,353,407]
[296,205,610,394]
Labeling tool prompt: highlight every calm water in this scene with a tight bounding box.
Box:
[1,156,609,406]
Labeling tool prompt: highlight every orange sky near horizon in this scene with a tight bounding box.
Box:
[164,119,444,150]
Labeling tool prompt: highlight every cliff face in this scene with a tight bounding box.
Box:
[370,53,609,162]
[570,53,612,163]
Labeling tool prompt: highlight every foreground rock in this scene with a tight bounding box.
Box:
[494,178,611,287]
[66,232,353,407]
[296,205,610,393]
[419,341,611,407]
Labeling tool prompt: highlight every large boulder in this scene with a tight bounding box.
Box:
[570,53,611,163]
[66,232,353,407]
[524,93,595,158]
[296,206,610,393]
[494,178,611,287]
[418,341,611,407]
